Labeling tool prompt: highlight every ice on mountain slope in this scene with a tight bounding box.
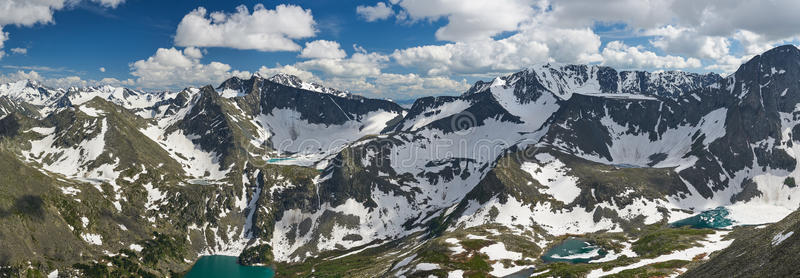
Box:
[138,90,230,179]
[454,148,689,237]
[272,110,555,261]
[257,108,400,157]
[191,170,274,257]
[141,122,229,180]
[667,103,800,224]
[271,190,426,262]
[24,118,109,178]
[480,242,523,261]
[593,107,727,167]
[489,79,562,130]
[541,95,798,226]
[78,105,105,117]
[455,196,617,236]
[398,99,473,132]
[80,233,103,245]
[479,242,529,276]
[682,104,800,223]
[521,153,581,204]
[219,88,247,98]
[525,64,606,99]
[142,181,165,211]
[771,230,794,246]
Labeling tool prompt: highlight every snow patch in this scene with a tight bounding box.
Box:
[772,231,794,246]
[81,233,103,245]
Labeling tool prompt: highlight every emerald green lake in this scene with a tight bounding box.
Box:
[670,207,732,229]
[185,256,274,278]
[541,238,607,263]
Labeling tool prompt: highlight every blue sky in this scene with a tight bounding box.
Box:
[0,0,798,99]
[0,1,435,78]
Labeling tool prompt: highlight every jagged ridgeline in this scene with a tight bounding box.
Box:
[0,45,799,277]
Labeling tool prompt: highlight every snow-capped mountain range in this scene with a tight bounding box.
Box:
[1,45,799,277]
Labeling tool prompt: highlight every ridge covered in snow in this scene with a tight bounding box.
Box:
[263,73,352,98]
[464,63,722,99]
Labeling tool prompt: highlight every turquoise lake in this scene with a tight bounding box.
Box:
[541,238,607,263]
[267,157,294,163]
[185,256,274,278]
[670,207,732,229]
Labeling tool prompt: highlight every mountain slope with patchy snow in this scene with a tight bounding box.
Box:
[2,46,800,277]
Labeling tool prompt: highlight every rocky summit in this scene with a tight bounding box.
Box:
[1,45,800,277]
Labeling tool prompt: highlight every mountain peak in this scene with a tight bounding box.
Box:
[761,44,800,58]
[263,73,354,98]
[733,44,800,83]
[739,45,800,71]
[266,73,305,88]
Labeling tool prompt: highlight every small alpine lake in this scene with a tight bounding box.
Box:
[267,157,294,163]
[670,207,732,229]
[185,256,274,278]
[541,238,608,263]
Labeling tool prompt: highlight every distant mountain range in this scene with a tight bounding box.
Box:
[1,45,799,277]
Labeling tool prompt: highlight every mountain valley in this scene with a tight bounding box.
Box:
[2,45,800,278]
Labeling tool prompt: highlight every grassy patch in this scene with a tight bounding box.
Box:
[238,244,274,266]
[275,241,403,277]
[460,239,492,251]
[605,260,690,278]
[631,226,713,258]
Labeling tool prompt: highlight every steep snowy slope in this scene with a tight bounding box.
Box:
[220,74,405,164]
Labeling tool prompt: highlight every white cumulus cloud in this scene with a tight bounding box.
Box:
[391,27,601,76]
[296,47,388,78]
[174,4,316,52]
[374,72,469,96]
[601,41,702,69]
[647,26,730,60]
[356,2,394,22]
[0,28,6,59]
[299,40,347,59]
[129,47,250,89]
[395,0,536,41]
[0,0,69,27]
